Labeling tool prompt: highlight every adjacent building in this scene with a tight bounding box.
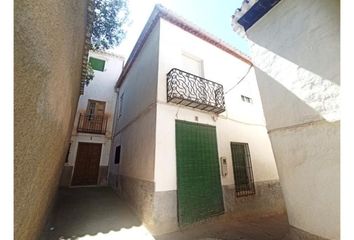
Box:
[108,5,285,235]
[14,1,91,239]
[60,51,124,187]
[232,0,340,239]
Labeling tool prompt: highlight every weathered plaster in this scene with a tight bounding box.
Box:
[117,175,155,230]
[14,1,88,239]
[108,20,160,184]
[239,0,340,239]
[223,180,286,217]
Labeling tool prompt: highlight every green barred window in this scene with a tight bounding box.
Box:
[89,57,105,71]
[230,142,256,197]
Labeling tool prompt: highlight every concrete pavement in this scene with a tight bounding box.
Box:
[40,187,290,240]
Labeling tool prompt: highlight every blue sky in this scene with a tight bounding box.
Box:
[161,0,249,53]
[113,0,248,58]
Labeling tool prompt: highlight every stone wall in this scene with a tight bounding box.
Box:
[116,176,285,235]
[223,180,286,218]
[117,175,155,230]
[14,0,88,239]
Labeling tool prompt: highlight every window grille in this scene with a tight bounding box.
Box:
[230,142,256,197]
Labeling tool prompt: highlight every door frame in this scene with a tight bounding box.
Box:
[70,142,103,187]
[175,120,224,226]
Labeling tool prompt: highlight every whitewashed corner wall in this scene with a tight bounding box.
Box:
[109,21,161,183]
[245,0,340,239]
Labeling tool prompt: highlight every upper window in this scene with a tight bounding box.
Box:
[181,53,204,77]
[86,99,106,118]
[241,95,253,103]
[89,57,106,71]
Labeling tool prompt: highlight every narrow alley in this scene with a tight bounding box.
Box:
[14,1,340,240]
[40,187,290,240]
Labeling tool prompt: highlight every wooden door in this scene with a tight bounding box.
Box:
[176,120,224,226]
[71,142,102,186]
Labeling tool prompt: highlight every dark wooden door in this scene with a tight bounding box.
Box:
[71,142,102,186]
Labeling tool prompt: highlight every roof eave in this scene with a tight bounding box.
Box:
[232,0,282,33]
[116,4,252,89]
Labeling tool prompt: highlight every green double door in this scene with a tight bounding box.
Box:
[176,120,224,226]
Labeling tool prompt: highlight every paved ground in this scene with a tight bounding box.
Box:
[40,187,290,240]
[156,214,289,240]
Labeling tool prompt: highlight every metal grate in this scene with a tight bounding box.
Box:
[167,68,225,114]
[77,113,108,135]
[230,142,256,197]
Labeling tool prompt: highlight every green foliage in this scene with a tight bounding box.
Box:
[90,0,129,51]
[85,0,129,85]
[85,61,95,86]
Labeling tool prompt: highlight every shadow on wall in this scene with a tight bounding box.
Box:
[246,0,340,85]
[39,187,155,240]
[249,43,339,124]
[254,66,326,130]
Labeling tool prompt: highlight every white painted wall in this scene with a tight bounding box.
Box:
[109,21,160,182]
[244,0,340,239]
[67,134,111,166]
[270,121,339,239]
[247,0,340,125]
[66,51,124,169]
[154,19,279,191]
[73,51,124,138]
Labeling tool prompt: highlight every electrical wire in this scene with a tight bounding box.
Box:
[224,65,253,95]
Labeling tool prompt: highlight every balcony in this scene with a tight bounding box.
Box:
[77,113,108,134]
[167,68,225,114]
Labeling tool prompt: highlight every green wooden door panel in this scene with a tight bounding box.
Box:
[176,120,224,226]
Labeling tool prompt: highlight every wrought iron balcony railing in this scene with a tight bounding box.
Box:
[77,113,108,134]
[167,68,225,114]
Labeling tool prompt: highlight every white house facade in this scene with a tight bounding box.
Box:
[109,5,285,234]
[60,51,124,187]
[232,0,340,239]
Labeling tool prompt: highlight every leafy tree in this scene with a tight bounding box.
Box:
[90,0,129,50]
[85,0,129,85]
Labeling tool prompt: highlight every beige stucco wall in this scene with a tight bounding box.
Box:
[14,0,88,239]
[109,21,160,182]
[245,0,340,239]
[154,19,279,191]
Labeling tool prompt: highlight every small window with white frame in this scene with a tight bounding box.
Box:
[241,95,253,103]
